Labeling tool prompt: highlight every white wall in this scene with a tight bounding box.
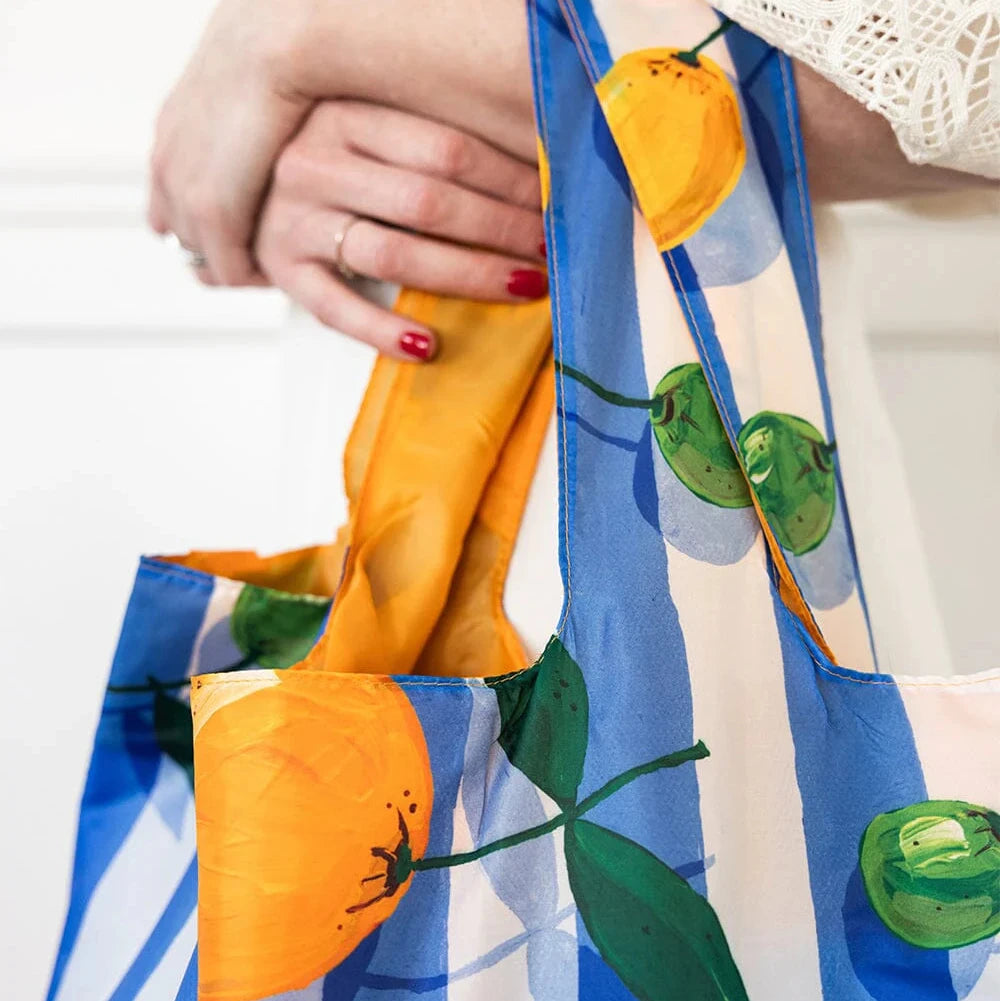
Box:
[1,3,997,999]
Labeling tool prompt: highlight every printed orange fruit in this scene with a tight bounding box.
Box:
[596,48,745,250]
[192,670,433,1001]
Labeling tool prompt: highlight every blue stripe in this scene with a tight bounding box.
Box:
[360,685,473,999]
[107,855,198,1001]
[535,4,709,997]
[552,0,613,79]
[773,595,955,1000]
[664,245,745,438]
[726,32,874,650]
[173,948,197,1001]
[48,563,210,1000]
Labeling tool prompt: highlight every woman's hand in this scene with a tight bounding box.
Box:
[148,0,536,287]
[254,101,547,361]
[147,0,317,285]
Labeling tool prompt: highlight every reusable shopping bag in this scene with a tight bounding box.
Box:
[48,1,1000,999]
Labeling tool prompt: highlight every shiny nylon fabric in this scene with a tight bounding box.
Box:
[48,2,1000,1000]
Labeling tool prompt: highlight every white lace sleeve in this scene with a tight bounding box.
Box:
[714,0,1000,178]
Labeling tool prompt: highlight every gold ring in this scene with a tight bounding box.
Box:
[333,215,366,281]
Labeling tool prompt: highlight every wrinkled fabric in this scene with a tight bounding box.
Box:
[49,3,1000,1001]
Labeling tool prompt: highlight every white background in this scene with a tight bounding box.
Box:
[1,2,998,998]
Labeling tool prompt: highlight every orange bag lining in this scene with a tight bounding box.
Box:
[169,290,554,681]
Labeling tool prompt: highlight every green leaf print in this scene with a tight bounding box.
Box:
[230,584,331,669]
[737,412,836,555]
[152,686,194,787]
[487,637,589,807]
[565,820,749,1001]
[650,364,751,509]
[860,800,1000,949]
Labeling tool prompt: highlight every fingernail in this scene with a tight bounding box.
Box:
[538,240,548,258]
[399,330,433,361]
[507,269,548,299]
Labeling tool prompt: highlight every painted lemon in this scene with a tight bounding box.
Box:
[737,412,836,555]
[193,671,433,1001]
[860,800,1000,949]
[650,363,751,508]
[596,48,745,251]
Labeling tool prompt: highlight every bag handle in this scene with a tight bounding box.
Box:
[298,290,553,677]
[555,0,842,663]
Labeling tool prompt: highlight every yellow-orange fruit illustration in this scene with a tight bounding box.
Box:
[192,671,433,1001]
[596,48,746,251]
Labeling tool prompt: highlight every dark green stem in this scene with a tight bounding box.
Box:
[410,740,709,874]
[410,812,567,873]
[106,651,258,695]
[675,17,736,66]
[556,360,654,410]
[575,739,710,816]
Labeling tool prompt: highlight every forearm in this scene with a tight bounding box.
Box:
[281,2,994,202]
[282,0,537,161]
[793,62,999,201]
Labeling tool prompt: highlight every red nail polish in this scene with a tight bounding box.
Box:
[399,331,432,361]
[507,269,548,299]
[539,241,548,258]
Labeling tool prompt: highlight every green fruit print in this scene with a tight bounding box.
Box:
[650,364,752,510]
[230,584,331,669]
[557,360,751,510]
[860,800,1000,949]
[736,412,836,555]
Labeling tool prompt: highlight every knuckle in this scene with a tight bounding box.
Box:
[315,298,345,332]
[469,259,503,296]
[273,147,306,190]
[367,230,406,282]
[274,144,321,188]
[433,131,471,178]
[491,210,524,252]
[149,146,169,188]
[513,172,543,209]
[189,190,224,228]
[406,179,444,229]
[216,260,256,287]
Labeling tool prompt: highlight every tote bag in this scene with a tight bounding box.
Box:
[48,1,1000,999]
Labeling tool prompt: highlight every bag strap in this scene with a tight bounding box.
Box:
[552,0,871,664]
[298,290,552,677]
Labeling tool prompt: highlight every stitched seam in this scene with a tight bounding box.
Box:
[194,674,493,690]
[532,0,574,643]
[521,6,993,694]
[806,652,1000,689]
[777,54,821,307]
[559,0,601,84]
[139,559,217,588]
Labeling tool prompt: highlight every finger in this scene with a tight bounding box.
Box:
[187,215,269,287]
[275,260,438,362]
[147,184,172,235]
[335,101,542,211]
[302,212,548,303]
[278,152,544,263]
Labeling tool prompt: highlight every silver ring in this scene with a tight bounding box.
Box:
[166,233,209,270]
[333,215,365,281]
